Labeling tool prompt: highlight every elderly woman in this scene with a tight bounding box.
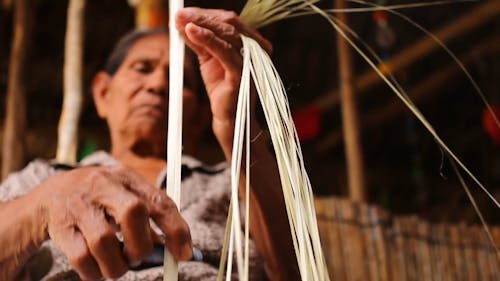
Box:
[0,7,299,281]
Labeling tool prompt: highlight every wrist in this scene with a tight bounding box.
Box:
[212,117,263,160]
[23,186,50,246]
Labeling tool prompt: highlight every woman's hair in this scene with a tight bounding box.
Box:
[104,28,168,75]
[103,28,205,100]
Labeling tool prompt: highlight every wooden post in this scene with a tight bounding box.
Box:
[314,0,500,112]
[335,0,365,202]
[1,0,12,10]
[56,0,85,163]
[2,0,34,179]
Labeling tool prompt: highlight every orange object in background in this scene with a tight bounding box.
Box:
[293,105,322,143]
[483,105,500,145]
[132,0,168,29]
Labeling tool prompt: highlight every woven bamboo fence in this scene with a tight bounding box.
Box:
[315,197,500,281]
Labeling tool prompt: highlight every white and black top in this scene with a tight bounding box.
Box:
[0,151,265,281]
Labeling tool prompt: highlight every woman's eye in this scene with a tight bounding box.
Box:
[132,61,153,73]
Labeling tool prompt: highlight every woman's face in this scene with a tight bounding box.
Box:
[94,33,199,154]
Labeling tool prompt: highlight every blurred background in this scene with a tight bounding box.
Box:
[0,0,499,225]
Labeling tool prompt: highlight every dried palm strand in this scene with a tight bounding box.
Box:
[164,0,184,280]
[218,44,253,280]
[287,0,477,17]
[219,34,330,281]
[240,0,476,28]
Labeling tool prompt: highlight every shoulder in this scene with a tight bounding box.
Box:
[78,150,119,166]
[180,155,230,191]
[181,155,229,176]
[0,158,56,202]
[0,151,117,203]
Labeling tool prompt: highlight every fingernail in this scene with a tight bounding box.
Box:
[188,23,201,35]
[129,259,142,268]
[191,247,203,262]
[179,245,193,261]
[178,9,192,21]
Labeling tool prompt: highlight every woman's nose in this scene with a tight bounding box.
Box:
[146,68,169,96]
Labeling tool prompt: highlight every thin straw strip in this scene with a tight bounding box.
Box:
[218,44,252,281]
[241,0,477,29]
[228,59,249,281]
[244,56,251,280]
[242,35,330,281]
[449,158,500,259]
[284,0,477,21]
[164,0,184,280]
[325,0,477,13]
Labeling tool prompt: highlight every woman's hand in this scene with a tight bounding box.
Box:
[36,166,192,280]
[175,8,271,152]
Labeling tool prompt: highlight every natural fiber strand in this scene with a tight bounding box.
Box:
[164,0,185,280]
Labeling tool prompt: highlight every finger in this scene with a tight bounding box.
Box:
[70,196,128,279]
[48,223,102,281]
[85,169,154,265]
[185,23,242,74]
[176,9,243,51]
[114,168,193,261]
[176,8,273,55]
[154,210,193,261]
[150,225,166,245]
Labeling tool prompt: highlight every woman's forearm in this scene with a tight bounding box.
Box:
[243,130,300,280]
[0,189,47,280]
[214,120,300,280]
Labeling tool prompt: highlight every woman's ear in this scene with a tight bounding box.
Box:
[92,71,111,119]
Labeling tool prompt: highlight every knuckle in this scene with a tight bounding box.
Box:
[204,30,216,43]
[170,222,190,244]
[221,11,238,23]
[128,240,153,261]
[223,41,234,51]
[104,266,128,279]
[222,25,237,38]
[150,192,175,213]
[121,197,148,221]
[88,228,116,251]
[87,169,112,185]
[68,247,93,270]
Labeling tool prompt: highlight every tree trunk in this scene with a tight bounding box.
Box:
[335,0,366,201]
[56,0,85,163]
[2,0,34,179]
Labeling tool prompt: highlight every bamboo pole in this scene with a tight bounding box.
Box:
[317,37,500,153]
[56,0,85,163]
[1,0,11,10]
[313,0,500,112]
[2,0,34,179]
[335,0,365,202]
